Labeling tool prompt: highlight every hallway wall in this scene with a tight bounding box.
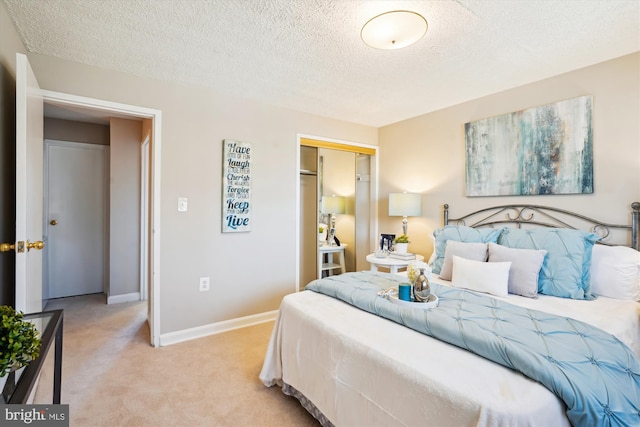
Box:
[109,118,142,299]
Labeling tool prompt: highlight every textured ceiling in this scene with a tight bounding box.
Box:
[4,0,640,127]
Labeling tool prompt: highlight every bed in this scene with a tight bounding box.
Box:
[260,203,640,427]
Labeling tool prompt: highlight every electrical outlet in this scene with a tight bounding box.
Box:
[199,277,210,292]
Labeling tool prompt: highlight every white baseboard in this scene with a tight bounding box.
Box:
[159,310,278,347]
[107,292,141,305]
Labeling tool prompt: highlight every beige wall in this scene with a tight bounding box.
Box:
[379,52,640,259]
[109,118,142,298]
[23,52,377,334]
[44,117,109,145]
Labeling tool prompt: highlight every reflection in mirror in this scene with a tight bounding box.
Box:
[299,143,372,290]
[319,149,355,275]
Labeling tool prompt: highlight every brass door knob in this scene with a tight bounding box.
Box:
[1,241,26,253]
[26,240,45,251]
[0,242,15,252]
[50,219,58,226]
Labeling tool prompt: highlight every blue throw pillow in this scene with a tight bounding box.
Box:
[430,226,502,275]
[498,228,599,300]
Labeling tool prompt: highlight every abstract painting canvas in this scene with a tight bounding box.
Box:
[465,96,593,196]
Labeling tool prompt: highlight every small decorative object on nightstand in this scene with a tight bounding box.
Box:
[393,234,410,254]
[389,252,416,260]
[318,223,328,245]
[374,249,388,258]
[380,234,395,252]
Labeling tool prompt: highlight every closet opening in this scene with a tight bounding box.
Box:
[297,136,378,291]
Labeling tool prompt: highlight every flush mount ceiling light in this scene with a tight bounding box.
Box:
[361,10,428,50]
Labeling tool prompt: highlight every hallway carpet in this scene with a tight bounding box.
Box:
[35,294,319,427]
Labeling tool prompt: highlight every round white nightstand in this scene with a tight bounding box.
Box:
[366,253,425,274]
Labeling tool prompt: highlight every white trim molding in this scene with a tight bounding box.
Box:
[107,292,141,305]
[159,310,278,347]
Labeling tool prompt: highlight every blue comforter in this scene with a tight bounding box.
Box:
[306,272,640,427]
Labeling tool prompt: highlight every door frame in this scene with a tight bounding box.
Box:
[42,89,162,347]
[140,136,150,302]
[295,133,379,293]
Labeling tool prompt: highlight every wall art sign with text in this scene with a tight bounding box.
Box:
[222,139,251,232]
[465,95,593,196]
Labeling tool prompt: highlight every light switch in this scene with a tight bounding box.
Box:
[178,197,188,212]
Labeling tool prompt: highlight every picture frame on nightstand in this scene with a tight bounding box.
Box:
[380,234,395,252]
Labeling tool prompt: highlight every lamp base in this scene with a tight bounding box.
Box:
[329,213,338,245]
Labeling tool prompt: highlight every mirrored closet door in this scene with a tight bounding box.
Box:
[299,138,376,290]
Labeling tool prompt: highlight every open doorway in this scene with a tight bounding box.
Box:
[41,90,161,347]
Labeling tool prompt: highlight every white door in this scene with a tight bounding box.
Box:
[15,53,44,314]
[44,140,107,299]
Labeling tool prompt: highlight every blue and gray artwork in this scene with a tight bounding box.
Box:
[465,96,593,196]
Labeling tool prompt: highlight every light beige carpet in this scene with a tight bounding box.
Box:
[34,294,319,427]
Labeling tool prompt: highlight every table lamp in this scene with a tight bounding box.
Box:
[321,195,345,245]
[389,192,421,235]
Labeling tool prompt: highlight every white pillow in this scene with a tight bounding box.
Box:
[440,241,488,281]
[451,255,511,297]
[590,245,640,301]
[487,242,546,298]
